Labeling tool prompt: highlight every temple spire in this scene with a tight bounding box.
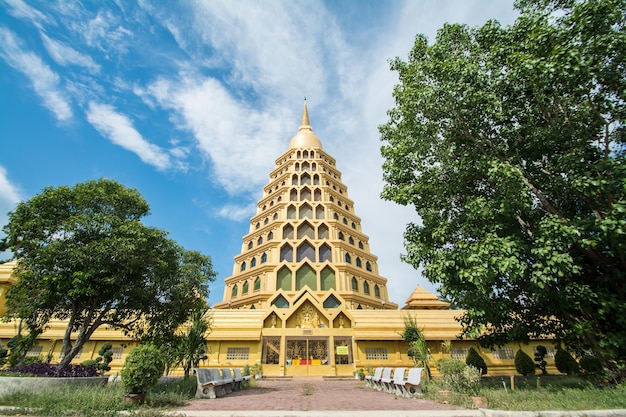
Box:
[289,99,322,149]
[301,98,311,128]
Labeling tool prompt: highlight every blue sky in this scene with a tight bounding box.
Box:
[0,0,518,307]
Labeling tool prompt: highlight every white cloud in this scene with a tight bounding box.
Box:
[0,27,72,122]
[216,203,257,222]
[4,0,53,30]
[0,166,23,244]
[79,9,132,55]
[86,102,173,171]
[41,33,100,73]
[143,76,288,194]
[0,166,22,209]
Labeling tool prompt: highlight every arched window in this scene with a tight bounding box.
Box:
[299,203,313,219]
[241,262,247,272]
[296,263,317,290]
[283,224,294,239]
[345,253,351,263]
[301,173,311,185]
[292,174,298,185]
[248,241,253,249]
[268,231,274,240]
[300,187,311,201]
[280,244,293,262]
[242,281,249,295]
[366,262,372,272]
[296,241,316,262]
[264,218,269,225]
[352,222,356,229]
[290,189,297,201]
[255,222,260,229]
[338,231,344,241]
[261,253,267,263]
[254,277,261,291]
[315,205,324,219]
[349,236,354,245]
[356,257,362,268]
[319,243,332,262]
[374,285,380,298]
[297,221,315,239]
[333,213,339,220]
[343,217,348,225]
[287,205,296,219]
[313,174,319,185]
[320,266,335,290]
[232,285,238,298]
[314,189,322,201]
[351,277,358,291]
[258,237,263,245]
[318,224,329,239]
[363,281,370,295]
[358,241,363,249]
[276,266,292,291]
[251,257,257,267]
[273,213,278,220]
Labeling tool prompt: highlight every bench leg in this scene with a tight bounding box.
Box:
[196,384,217,399]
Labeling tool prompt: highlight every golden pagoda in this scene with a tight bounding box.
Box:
[0,103,554,377]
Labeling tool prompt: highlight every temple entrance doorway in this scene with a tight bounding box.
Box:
[285,337,330,376]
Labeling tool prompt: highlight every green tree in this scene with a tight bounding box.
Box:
[515,349,536,376]
[466,347,488,375]
[1,179,216,370]
[380,0,625,380]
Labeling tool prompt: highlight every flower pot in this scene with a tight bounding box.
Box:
[123,393,146,404]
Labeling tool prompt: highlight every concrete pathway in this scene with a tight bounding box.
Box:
[176,378,481,417]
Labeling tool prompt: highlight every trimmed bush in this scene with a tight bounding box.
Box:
[120,344,165,394]
[579,355,603,374]
[466,347,488,375]
[555,348,580,375]
[515,349,536,376]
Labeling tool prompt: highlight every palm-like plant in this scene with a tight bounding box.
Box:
[174,306,212,377]
[400,315,431,380]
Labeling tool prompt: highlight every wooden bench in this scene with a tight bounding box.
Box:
[194,368,229,399]
[365,367,383,389]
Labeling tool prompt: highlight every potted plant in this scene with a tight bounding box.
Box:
[120,344,165,404]
[251,363,263,379]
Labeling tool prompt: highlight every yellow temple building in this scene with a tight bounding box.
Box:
[0,103,554,377]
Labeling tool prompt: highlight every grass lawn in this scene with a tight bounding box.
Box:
[0,377,197,417]
[423,375,626,411]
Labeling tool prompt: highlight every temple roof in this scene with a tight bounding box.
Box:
[401,285,450,310]
[288,100,322,149]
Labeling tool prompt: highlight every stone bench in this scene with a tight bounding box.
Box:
[194,368,230,399]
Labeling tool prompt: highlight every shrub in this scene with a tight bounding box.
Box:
[436,358,480,395]
[579,355,603,375]
[5,363,99,377]
[534,345,548,375]
[555,347,580,375]
[515,349,536,376]
[120,344,165,394]
[466,347,488,375]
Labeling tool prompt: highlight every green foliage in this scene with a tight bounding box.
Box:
[0,343,7,367]
[172,306,212,378]
[466,347,488,375]
[380,0,626,381]
[1,179,216,370]
[0,375,197,415]
[555,348,580,375]
[83,342,113,375]
[515,349,536,376]
[120,344,165,394]
[534,345,548,375]
[579,355,603,375]
[435,358,481,395]
[400,315,431,379]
